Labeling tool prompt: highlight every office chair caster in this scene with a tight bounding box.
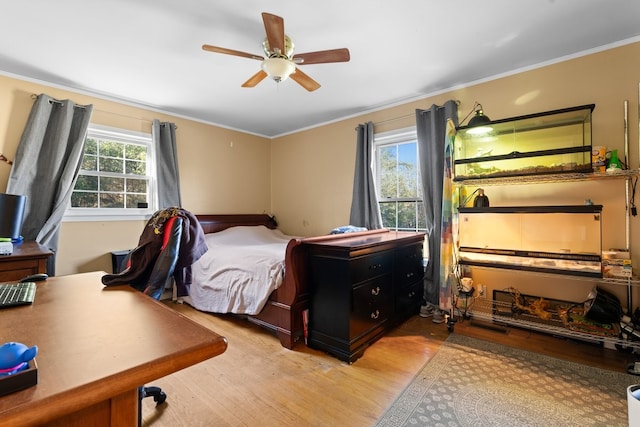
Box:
[138,386,167,426]
[141,386,167,405]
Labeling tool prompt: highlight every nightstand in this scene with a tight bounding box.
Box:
[0,241,52,281]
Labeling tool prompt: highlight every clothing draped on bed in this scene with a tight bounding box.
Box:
[188,225,293,315]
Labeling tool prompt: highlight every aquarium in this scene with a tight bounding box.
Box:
[454,104,594,181]
[457,205,602,277]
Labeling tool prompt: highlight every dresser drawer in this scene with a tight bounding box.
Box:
[350,251,392,285]
[351,275,392,338]
[395,280,423,316]
[394,243,424,287]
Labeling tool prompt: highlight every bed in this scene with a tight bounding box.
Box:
[187,214,390,350]
[186,214,309,349]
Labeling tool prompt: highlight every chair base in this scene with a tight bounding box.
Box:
[138,385,167,426]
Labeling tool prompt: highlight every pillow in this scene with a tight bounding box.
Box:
[329,225,367,235]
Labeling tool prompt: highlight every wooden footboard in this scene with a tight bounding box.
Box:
[195,214,306,349]
[195,214,390,349]
[249,236,309,348]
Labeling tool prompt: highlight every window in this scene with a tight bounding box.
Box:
[66,124,156,220]
[374,127,425,232]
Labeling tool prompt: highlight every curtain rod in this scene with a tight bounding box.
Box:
[372,100,460,127]
[31,93,88,109]
[30,93,154,125]
[373,112,414,127]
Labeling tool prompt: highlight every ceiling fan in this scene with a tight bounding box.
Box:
[202,12,350,92]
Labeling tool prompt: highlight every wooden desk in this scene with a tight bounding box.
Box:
[0,241,52,281]
[0,271,228,426]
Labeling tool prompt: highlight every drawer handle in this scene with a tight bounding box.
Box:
[371,310,379,320]
[371,287,380,296]
[369,263,383,270]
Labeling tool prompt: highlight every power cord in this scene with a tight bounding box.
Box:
[460,188,480,207]
[631,177,637,216]
[458,101,481,126]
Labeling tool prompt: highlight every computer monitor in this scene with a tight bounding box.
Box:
[0,193,26,240]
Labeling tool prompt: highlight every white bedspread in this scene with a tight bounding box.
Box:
[188,225,293,315]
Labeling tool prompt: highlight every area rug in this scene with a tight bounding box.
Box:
[375,334,638,427]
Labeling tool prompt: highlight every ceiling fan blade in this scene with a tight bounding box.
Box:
[241,70,268,88]
[293,48,351,65]
[290,68,321,92]
[202,44,263,61]
[262,12,285,54]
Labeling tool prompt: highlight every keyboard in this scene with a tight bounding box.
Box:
[0,282,36,308]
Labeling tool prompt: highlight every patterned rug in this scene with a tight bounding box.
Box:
[375,334,638,427]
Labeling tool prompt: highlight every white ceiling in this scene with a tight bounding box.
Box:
[2,1,640,138]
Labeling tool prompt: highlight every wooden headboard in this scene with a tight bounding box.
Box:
[195,214,278,234]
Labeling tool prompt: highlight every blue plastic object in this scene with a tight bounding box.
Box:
[0,342,37,376]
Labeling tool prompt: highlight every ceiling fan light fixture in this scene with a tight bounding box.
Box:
[203,12,348,91]
[261,57,296,83]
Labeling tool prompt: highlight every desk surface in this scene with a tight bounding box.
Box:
[0,271,228,426]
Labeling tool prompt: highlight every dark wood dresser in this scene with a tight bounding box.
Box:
[306,230,425,363]
[0,241,52,281]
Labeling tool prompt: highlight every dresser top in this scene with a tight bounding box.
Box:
[305,229,425,257]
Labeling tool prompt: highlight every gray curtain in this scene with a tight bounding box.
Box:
[6,94,93,275]
[416,100,458,305]
[349,121,382,229]
[152,119,181,209]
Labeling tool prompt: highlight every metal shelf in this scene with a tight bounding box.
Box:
[456,263,640,287]
[459,297,640,350]
[452,116,638,347]
[455,169,639,187]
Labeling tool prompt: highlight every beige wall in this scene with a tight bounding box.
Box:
[1,41,639,307]
[0,76,271,275]
[271,41,640,306]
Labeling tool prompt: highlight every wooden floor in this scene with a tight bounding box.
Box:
[142,303,638,427]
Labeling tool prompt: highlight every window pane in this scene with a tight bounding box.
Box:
[380,172,396,199]
[99,140,123,157]
[126,193,147,209]
[417,201,426,230]
[398,169,417,198]
[379,146,397,172]
[100,193,124,208]
[125,159,146,175]
[397,143,418,198]
[126,144,146,160]
[99,157,123,173]
[126,178,147,194]
[71,192,98,208]
[100,177,124,192]
[75,175,98,191]
[397,202,418,230]
[84,138,98,155]
[379,202,397,229]
[397,143,416,165]
[379,146,397,199]
[81,155,97,171]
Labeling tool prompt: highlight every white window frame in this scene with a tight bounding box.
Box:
[64,124,157,222]
[374,126,425,232]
